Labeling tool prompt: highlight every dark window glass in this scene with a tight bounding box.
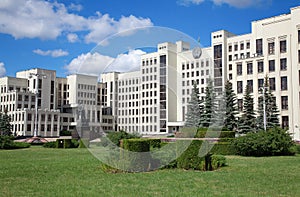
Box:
[280,58,287,70]
[268,42,275,54]
[282,116,289,129]
[281,96,288,110]
[258,79,264,89]
[237,64,242,76]
[247,80,253,93]
[237,81,243,94]
[281,76,288,90]
[247,62,253,74]
[238,99,243,112]
[258,61,264,73]
[280,40,287,53]
[256,39,263,55]
[269,60,275,72]
[269,78,276,91]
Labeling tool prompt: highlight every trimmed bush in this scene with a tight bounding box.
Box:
[177,140,204,170]
[147,139,162,149]
[211,142,236,155]
[56,139,79,148]
[196,129,235,138]
[107,131,140,147]
[211,155,226,169]
[0,135,14,149]
[11,142,31,149]
[43,141,56,148]
[233,127,296,157]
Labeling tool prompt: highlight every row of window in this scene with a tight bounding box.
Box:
[141,75,157,82]
[181,60,210,70]
[236,77,288,94]
[228,41,251,52]
[77,91,96,99]
[142,58,157,66]
[142,67,157,74]
[119,78,139,87]
[77,84,95,91]
[119,94,139,101]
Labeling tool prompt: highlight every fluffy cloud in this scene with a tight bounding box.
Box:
[178,0,271,8]
[67,33,79,43]
[33,49,69,57]
[65,50,146,75]
[0,62,6,77]
[0,0,153,43]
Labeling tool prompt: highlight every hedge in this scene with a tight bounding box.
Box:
[0,136,31,149]
[196,129,235,138]
[56,139,79,148]
[211,142,236,155]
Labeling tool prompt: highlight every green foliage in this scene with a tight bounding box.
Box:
[177,140,204,170]
[122,139,150,152]
[233,127,296,156]
[0,136,30,149]
[201,78,217,128]
[79,139,89,148]
[211,155,227,169]
[60,130,72,136]
[211,142,236,155]
[147,139,162,149]
[106,131,140,147]
[185,83,204,127]
[296,144,300,154]
[56,139,79,148]
[0,111,12,136]
[239,84,256,134]
[223,80,238,131]
[196,129,235,138]
[43,141,57,148]
[257,75,280,130]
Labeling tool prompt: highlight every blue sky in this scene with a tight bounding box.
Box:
[0,0,298,77]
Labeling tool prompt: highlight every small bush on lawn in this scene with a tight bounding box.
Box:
[211,155,226,169]
[211,142,236,155]
[106,131,140,147]
[233,127,296,157]
[295,144,300,154]
[43,141,57,148]
[11,142,31,149]
[0,136,31,149]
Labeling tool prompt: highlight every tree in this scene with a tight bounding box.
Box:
[201,78,216,128]
[223,80,238,130]
[238,85,256,134]
[257,75,280,130]
[0,111,12,136]
[185,82,204,127]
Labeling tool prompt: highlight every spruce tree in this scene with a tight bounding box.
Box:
[257,75,280,131]
[0,110,12,136]
[239,84,256,133]
[201,78,216,128]
[185,82,204,127]
[223,80,238,131]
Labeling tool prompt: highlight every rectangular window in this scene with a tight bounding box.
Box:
[247,62,253,74]
[229,45,232,52]
[258,79,264,89]
[280,58,287,70]
[280,40,287,53]
[237,64,242,76]
[246,41,250,49]
[229,55,232,61]
[238,99,243,112]
[298,50,300,63]
[237,81,243,94]
[282,116,289,129]
[281,96,288,110]
[281,76,288,90]
[298,29,300,43]
[256,39,263,55]
[247,80,253,93]
[240,43,244,50]
[229,64,232,71]
[258,61,264,73]
[269,60,275,72]
[234,44,238,51]
[269,78,276,91]
[229,74,232,80]
[268,42,275,55]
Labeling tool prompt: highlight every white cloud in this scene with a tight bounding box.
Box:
[65,50,146,75]
[177,0,271,8]
[68,3,83,12]
[0,62,6,77]
[0,0,153,43]
[67,33,79,43]
[33,49,69,57]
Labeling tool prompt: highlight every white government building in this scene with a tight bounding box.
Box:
[1,6,300,140]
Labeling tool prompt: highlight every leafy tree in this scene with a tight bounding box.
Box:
[201,78,216,128]
[257,75,280,130]
[185,82,204,127]
[239,85,256,134]
[0,111,12,136]
[223,80,238,130]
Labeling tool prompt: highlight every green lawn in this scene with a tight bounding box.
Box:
[0,147,299,197]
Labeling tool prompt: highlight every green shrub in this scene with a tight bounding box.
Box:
[147,139,162,149]
[60,130,72,136]
[0,135,14,149]
[196,129,235,138]
[211,155,227,169]
[233,127,296,157]
[177,140,204,170]
[11,142,31,149]
[107,131,140,147]
[211,142,236,155]
[56,139,79,148]
[79,139,89,148]
[43,141,57,148]
[296,144,300,154]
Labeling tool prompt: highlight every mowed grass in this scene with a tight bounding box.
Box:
[0,147,300,197]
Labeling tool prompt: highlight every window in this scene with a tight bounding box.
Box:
[234,44,238,51]
[258,61,264,73]
[269,60,275,72]
[238,99,243,112]
[229,74,232,80]
[237,64,242,76]
[229,64,232,71]
[280,58,287,70]
[258,79,264,89]
[237,81,243,94]
[269,78,276,91]
[298,29,300,43]
[282,116,289,129]
[229,45,232,52]
[246,42,250,49]
[256,39,263,55]
[281,76,288,90]
[240,43,244,50]
[298,50,300,63]
[229,55,232,61]
[268,42,275,54]
[280,40,287,53]
[247,62,253,74]
[247,80,253,93]
[281,96,288,110]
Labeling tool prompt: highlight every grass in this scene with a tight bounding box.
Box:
[0,147,300,197]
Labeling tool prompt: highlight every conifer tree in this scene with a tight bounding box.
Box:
[239,84,256,133]
[201,78,216,128]
[223,80,238,131]
[185,82,204,127]
[0,110,12,136]
[257,75,280,131]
